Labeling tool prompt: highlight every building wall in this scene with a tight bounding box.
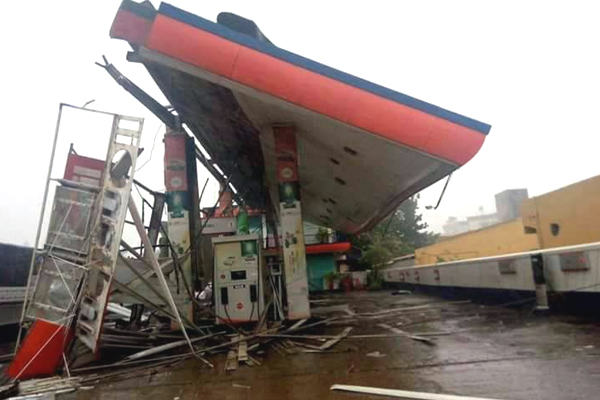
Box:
[306,253,336,291]
[521,174,600,249]
[415,218,539,265]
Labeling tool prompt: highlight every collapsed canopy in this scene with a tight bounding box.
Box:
[110,1,491,234]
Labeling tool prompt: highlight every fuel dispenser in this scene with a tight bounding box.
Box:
[213,234,264,324]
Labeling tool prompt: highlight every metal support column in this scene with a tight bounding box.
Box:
[273,125,311,320]
[531,254,550,313]
[163,129,200,321]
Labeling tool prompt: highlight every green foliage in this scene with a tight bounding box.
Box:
[367,269,384,290]
[323,271,340,283]
[360,245,392,268]
[316,227,330,244]
[350,195,439,268]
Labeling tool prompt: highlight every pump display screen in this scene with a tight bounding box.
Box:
[230,270,247,280]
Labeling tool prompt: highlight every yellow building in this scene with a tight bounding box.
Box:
[521,174,600,249]
[414,174,600,265]
[415,218,539,265]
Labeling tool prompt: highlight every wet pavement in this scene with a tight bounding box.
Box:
[69,291,600,400]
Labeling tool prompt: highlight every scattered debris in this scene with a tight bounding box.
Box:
[391,290,412,295]
[0,377,84,399]
[330,384,506,399]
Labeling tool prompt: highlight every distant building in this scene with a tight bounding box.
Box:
[495,189,529,223]
[442,189,529,237]
[466,213,499,231]
[442,217,469,236]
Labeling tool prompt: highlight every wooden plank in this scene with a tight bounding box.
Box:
[237,336,248,362]
[225,350,238,372]
[319,327,353,350]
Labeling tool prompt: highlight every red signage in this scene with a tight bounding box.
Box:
[274,125,298,183]
[164,134,188,192]
[63,154,104,187]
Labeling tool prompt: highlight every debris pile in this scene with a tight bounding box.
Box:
[3,292,479,399]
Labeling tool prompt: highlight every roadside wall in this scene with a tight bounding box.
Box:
[415,218,539,265]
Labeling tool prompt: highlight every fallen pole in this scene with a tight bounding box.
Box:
[124,331,226,362]
[330,384,507,400]
[129,199,212,368]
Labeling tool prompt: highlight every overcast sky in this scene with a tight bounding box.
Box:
[1,1,599,246]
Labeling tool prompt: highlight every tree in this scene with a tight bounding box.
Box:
[385,194,439,250]
[351,195,438,268]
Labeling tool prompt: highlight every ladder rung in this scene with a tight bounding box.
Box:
[41,269,81,281]
[32,302,68,314]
